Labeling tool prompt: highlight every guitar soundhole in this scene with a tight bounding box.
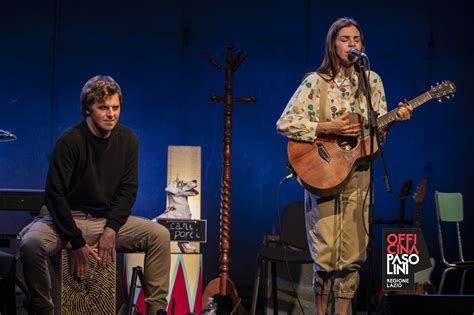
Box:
[336,136,358,151]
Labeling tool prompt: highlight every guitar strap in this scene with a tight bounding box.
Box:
[316,72,331,123]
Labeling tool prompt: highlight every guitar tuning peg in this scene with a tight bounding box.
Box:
[430,85,434,89]
[436,82,440,85]
[446,96,450,99]
[438,99,443,103]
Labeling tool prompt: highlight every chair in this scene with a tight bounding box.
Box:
[434,191,474,294]
[250,201,314,315]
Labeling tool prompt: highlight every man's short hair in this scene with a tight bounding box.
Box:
[80,75,123,117]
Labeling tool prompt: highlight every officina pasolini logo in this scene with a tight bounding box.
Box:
[382,228,432,291]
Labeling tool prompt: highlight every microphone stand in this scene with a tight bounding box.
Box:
[356,57,392,315]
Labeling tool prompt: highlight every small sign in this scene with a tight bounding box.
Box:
[382,228,432,292]
[157,219,207,242]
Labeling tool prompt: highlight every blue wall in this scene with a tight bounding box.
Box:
[1,0,472,306]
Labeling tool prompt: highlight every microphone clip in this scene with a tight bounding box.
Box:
[285,162,297,180]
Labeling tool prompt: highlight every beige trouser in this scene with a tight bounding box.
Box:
[305,167,370,299]
[19,212,170,315]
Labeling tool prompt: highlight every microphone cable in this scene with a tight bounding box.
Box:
[274,166,306,315]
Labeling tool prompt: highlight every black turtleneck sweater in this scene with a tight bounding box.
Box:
[45,121,138,249]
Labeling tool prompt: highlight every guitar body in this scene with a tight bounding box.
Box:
[288,113,378,196]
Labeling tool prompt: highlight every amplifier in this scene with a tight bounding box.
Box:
[0,189,44,211]
[0,189,44,248]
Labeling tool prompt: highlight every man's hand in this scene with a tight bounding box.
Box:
[396,102,413,120]
[71,244,100,281]
[98,227,117,268]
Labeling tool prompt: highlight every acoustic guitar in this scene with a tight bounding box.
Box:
[287,81,456,196]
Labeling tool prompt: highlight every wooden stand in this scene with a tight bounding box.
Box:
[200,44,256,315]
[124,253,203,314]
[202,278,245,314]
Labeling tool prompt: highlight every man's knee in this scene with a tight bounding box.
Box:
[137,220,170,246]
[152,223,171,243]
[20,237,47,259]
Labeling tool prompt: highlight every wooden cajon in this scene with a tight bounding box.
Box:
[59,249,116,315]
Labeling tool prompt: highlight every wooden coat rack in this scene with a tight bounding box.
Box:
[201,44,256,314]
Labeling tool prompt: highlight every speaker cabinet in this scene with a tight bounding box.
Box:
[376,294,474,315]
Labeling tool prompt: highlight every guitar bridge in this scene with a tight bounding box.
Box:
[317,143,331,163]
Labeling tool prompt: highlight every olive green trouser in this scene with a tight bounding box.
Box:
[305,167,370,299]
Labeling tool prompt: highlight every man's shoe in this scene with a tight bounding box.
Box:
[156,310,167,315]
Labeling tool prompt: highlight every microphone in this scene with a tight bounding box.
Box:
[0,129,17,141]
[348,48,368,59]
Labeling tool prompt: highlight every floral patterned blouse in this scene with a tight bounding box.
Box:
[276,70,388,142]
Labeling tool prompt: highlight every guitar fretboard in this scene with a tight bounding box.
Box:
[377,92,432,129]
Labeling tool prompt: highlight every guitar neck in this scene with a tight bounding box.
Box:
[413,178,429,228]
[377,92,432,129]
[398,199,407,227]
[414,204,422,228]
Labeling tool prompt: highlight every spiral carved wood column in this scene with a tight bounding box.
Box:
[201,44,256,315]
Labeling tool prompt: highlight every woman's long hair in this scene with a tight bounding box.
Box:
[317,17,367,98]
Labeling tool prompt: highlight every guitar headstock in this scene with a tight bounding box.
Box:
[428,80,456,102]
[400,180,414,201]
[413,179,428,206]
